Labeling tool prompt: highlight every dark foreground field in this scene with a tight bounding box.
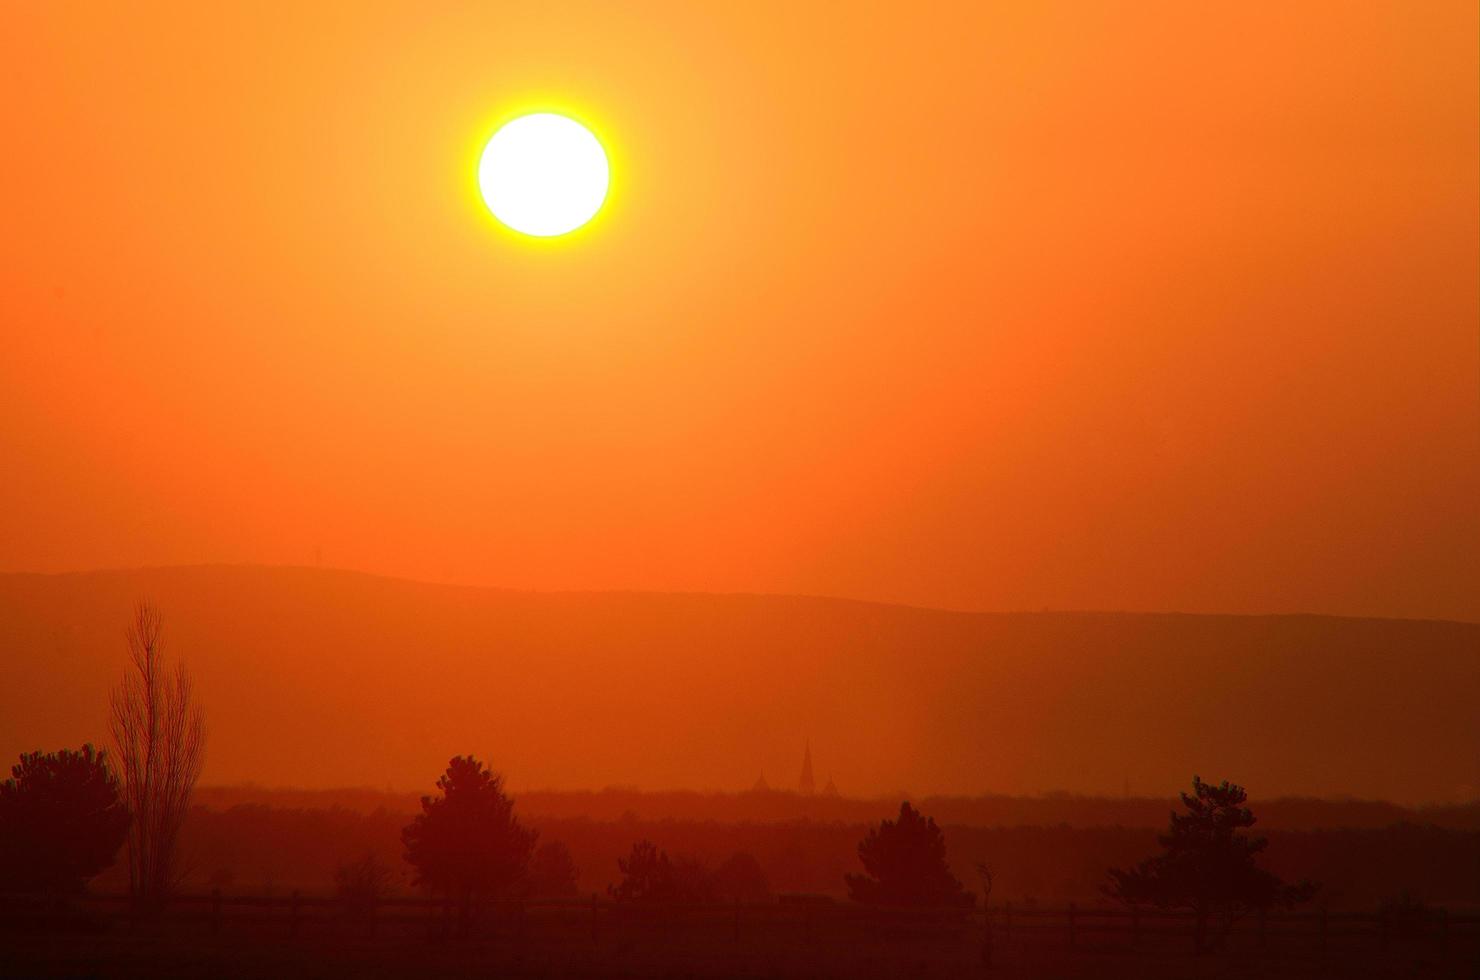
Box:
[2,901,1474,980]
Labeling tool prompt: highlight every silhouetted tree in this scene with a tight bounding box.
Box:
[608,840,718,903]
[0,745,130,895]
[109,602,205,909]
[401,756,537,933]
[845,801,973,907]
[527,840,579,898]
[1105,776,1316,953]
[714,851,771,903]
[669,854,717,904]
[609,839,674,903]
[1378,890,1434,941]
[335,853,393,917]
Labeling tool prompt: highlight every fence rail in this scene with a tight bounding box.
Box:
[5,891,1476,957]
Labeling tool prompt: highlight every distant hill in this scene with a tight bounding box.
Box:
[1,565,1475,803]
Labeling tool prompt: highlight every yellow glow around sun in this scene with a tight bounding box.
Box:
[478,114,609,237]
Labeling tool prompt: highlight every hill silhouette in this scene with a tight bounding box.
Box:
[1,565,1475,803]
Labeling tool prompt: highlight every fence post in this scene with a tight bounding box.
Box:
[289,890,301,939]
[1067,902,1076,948]
[981,902,994,969]
[210,888,222,934]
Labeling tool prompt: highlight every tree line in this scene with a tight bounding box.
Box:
[2,603,1320,956]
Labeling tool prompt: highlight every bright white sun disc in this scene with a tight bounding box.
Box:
[478,114,609,237]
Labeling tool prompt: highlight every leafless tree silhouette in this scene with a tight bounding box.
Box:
[109,602,205,909]
[335,852,394,917]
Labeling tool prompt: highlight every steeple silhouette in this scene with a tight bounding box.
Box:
[751,772,770,793]
[798,739,815,795]
[822,774,839,797]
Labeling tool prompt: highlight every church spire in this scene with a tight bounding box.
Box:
[798,739,815,795]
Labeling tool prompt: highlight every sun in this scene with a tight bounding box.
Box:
[477,113,609,238]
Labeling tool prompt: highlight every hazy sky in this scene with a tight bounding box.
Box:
[3,2,1476,620]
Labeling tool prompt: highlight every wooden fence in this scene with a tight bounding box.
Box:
[7,891,1477,958]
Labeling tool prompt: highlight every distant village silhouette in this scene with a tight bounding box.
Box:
[751,740,839,798]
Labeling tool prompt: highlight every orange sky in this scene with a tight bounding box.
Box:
[3,2,1477,621]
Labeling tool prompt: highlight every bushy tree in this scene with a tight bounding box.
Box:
[608,840,717,904]
[1105,776,1316,953]
[609,839,674,903]
[402,756,537,930]
[0,745,130,895]
[713,851,770,903]
[1378,890,1434,941]
[527,840,579,897]
[668,854,717,904]
[846,801,973,907]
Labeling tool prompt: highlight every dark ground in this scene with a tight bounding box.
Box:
[2,913,1474,980]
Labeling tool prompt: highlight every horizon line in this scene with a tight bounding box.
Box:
[2,560,1476,627]
[193,780,1479,811]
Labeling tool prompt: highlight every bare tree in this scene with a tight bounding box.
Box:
[109,602,205,908]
